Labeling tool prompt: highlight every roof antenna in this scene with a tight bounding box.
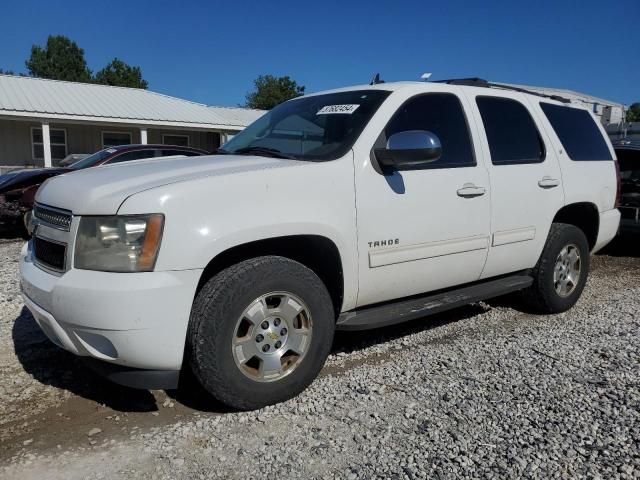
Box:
[420,72,432,81]
[370,73,385,85]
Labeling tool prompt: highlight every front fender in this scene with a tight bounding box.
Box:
[117,155,359,310]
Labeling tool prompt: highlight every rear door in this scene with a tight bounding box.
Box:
[466,92,564,279]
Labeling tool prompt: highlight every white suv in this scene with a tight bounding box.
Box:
[20,79,620,410]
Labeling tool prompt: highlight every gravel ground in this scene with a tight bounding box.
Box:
[0,237,639,479]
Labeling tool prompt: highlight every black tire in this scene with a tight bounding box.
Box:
[522,223,590,313]
[187,255,335,410]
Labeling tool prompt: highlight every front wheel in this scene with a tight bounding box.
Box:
[523,223,590,313]
[187,256,335,410]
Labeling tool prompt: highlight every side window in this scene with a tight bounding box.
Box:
[540,103,613,161]
[383,93,476,168]
[476,96,545,165]
[105,149,156,164]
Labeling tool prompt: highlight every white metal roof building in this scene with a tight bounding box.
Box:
[500,83,626,126]
[0,74,265,168]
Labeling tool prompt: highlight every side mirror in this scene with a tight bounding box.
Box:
[374,130,442,172]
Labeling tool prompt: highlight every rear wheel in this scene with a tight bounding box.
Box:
[188,256,335,410]
[523,223,590,313]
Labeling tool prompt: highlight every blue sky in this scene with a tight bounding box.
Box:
[0,0,638,106]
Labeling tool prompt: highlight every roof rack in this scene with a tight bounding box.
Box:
[435,77,572,104]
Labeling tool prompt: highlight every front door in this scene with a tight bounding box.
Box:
[354,91,492,307]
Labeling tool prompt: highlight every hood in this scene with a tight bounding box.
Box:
[36,154,304,214]
[0,167,70,194]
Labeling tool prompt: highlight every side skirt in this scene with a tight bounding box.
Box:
[336,274,533,331]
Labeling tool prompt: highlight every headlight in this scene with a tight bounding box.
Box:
[75,214,164,272]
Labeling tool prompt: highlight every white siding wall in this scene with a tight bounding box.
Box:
[0,119,223,167]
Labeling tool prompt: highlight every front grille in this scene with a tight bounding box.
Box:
[33,204,72,231]
[33,236,67,271]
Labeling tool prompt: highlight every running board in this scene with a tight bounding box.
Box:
[336,274,533,331]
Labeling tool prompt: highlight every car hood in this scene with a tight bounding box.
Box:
[0,167,70,194]
[36,154,305,215]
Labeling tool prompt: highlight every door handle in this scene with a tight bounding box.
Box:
[538,176,560,189]
[457,183,486,198]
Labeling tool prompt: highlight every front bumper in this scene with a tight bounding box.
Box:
[20,241,202,381]
[81,358,181,390]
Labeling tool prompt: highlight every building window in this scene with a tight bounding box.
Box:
[162,134,190,147]
[102,131,132,148]
[31,127,67,160]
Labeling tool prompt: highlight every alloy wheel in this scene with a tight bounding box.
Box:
[232,292,313,382]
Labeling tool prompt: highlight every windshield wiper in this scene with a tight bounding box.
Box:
[232,146,297,160]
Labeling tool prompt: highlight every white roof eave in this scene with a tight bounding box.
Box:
[0,110,246,131]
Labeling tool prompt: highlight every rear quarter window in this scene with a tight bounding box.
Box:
[540,103,613,161]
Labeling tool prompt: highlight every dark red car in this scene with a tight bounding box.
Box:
[0,144,208,235]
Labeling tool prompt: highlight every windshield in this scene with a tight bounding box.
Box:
[69,148,117,169]
[222,90,390,161]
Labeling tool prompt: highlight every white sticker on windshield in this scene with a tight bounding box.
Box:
[317,104,360,115]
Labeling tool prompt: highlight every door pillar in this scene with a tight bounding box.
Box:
[42,122,52,167]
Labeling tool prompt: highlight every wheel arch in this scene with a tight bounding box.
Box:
[197,234,345,316]
[552,202,600,251]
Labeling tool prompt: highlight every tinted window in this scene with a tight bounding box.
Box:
[106,150,156,164]
[384,93,475,168]
[540,103,613,161]
[476,96,545,165]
